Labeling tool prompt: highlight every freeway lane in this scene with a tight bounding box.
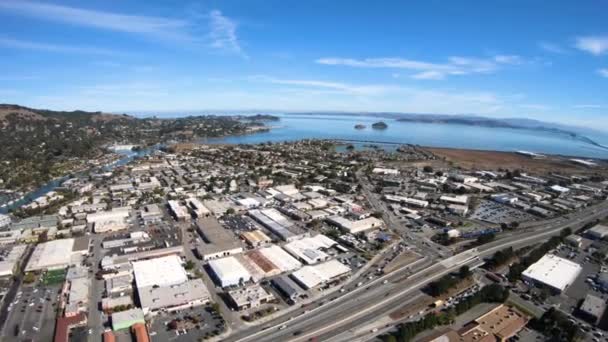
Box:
[241,201,608,342]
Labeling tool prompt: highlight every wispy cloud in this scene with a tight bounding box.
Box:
[538,41,567,54]
[598,68,608,78]
[316,54,525,80]
[0,37,118,55]
[0,0,193,41]
[520,104,551,110]
[574,35,608,56]
[573,104,605,109]
[208,10,245,56]
[0,1,246,55]
[250,75,395,96]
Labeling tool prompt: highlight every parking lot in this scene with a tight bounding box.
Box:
[2,281,60,341]
[470,200,535,224]
[148,304,226,341]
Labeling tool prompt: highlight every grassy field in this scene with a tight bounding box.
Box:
[42,269,67,286]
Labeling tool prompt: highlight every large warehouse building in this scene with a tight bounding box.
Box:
[208,256,252,288]
[132,255,210,315]
[26,238,89,272]
[522,254,582,293]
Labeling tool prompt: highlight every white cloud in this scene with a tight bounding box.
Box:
[573,104,604,109]
[493,55,524,65]
[411,71,445,80]
[0,0,193,42]
[0,1,246,55]
[0,37,118,55]
[316,54,524,80]
[251,75,396,96]
[598,68,608,78]
[574,36,608,55]
[208,10,244,56]
[520,104,551,110]
[539,41,567,54]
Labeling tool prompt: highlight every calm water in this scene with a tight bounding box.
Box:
[201,114,608,159]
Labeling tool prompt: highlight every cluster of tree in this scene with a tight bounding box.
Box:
[485,247,516,270]
[507,228,571,281]
[0,105,267,190]
[529,307,581,341]
[382,284,509,342]
[475,232,496,245]
[426,266,472,297]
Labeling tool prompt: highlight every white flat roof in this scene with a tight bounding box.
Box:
[208,256,251,287]
[258,245,302,272]
[290,259,351,289]
[522,254,582,292]
[25,238,75,271]
[132,255,188,289]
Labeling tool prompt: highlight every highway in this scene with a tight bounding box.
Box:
[224,199,608,342]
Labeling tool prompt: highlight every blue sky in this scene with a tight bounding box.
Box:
[0,1,607,129]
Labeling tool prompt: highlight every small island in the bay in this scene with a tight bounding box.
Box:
[354,124,366,130]
[371,121,388,129]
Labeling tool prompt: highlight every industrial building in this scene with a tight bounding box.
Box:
[248,209,308,241]
[138,278,210,315]
[87,207,131,233]
[522,254,582,293]
[326,216,384,234]
[194,217,243,260]
[227,284,275,311]
[167,200,190,221]
[240,230,272,247]
[139,204,163,224]
[186,197,211,218]
[26,238,79,272]
[290,259,351,290]
[101,246,184,270]
[0,244,26,277]
[132,255,188,289]
[111,308,145,331]
[257,245,302,273]
[133,255,210,315]
[208,256,252,288]
[585,224,608,240]
[579,294,606,324]
[271,276,302,302]
[283,234,337,264]
[0,213,11,229]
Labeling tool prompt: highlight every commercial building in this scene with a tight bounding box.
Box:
[326,216,384,234]
[26,238,78,272]
[111,308,145,331]
[257,245,302,273]
[372,167,399,175]
[227,284,275,310]
[131,323,150,342]
[248,209,308,241]
[586,224,608,240]
[194,217,243,260]
[65,277,90,316]
[290,259,351,290]
[101,246,184,270]
[139,204,163,224]
[271,276,302,302]
[186,197,211,218]
[87,207,131,233]
[0,213,11,229]
[208,256,252,288]
[421,305,528,342]
[132,255,188,289]
[579,294,606,324]
[53,313,87,342]
[138,278,210,315]
[522,254,582,293]
[0,244,26,277]
[282,235,337,264]
[241,230,272,247]
[167,200,190,221]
